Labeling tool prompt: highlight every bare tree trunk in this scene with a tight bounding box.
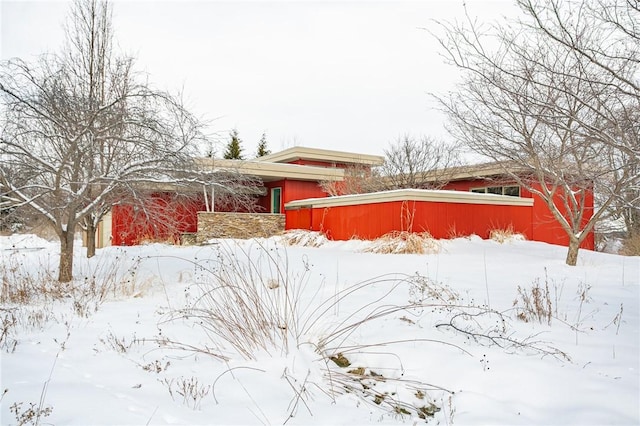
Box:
[58,230,75,282]
[625,206,640,237]
[565,236,580,267]
[86,223,96,258]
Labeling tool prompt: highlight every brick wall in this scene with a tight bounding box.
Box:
[195,212,285,243]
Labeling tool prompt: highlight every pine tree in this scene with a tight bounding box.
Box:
[223,128,244,160]
[256,132,271,157]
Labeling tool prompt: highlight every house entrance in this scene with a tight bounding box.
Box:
[271,187,282,213]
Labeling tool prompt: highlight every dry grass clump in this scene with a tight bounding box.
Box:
[362,231,440,255]
[162,240,454,361]
[446,224,469,240]
[1,254,66,305]
[163,241,457,421]
[513,278,553,325]
[164,241,310,360]
[281,230,329,247]
[160,376,211,410]
[490,226,526,244]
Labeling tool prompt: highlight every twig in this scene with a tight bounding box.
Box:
[212,366,266,404]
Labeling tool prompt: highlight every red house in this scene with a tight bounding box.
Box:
[107,147,383,246]
[102,147,594,250]
[285,161,594,250]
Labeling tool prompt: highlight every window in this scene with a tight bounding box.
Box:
[470,185,520,197]
[271,187,282,213]
[503,186,520,197]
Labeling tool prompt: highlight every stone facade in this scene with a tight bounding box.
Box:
[195,212,285,243]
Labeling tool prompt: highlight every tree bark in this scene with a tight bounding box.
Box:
[86,223,96,258]
[565,237,580,266]
[58,230,75,282]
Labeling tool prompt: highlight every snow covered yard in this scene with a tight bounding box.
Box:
[1,232,638,425]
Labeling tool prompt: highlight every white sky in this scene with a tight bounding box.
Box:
[1,0,516,157]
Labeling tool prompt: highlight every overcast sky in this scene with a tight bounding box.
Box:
[1,0,516,157]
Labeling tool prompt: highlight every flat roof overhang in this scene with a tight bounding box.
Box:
[285,188,534,209]
[196,158,345,182]
[413,161,531,183]
[256,146,384,167]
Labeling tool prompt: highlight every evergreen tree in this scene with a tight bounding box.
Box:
[256,132,271,157]
[223,128,244,160]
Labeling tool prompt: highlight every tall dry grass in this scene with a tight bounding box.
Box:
[489,226,526,243]
[0,248,146,353]
[362,231,440,255]
[160,240,469,421]
[163,241,432,359]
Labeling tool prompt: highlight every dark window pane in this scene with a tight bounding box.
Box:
[503,186,520,197]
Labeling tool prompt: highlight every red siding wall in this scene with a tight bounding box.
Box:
[287,200,533,241]
[528,183,595,250]
[112,192,206,246]
[440,179,594,249]
[111,182,327,246]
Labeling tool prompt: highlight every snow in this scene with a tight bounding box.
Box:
[1,232,638,425]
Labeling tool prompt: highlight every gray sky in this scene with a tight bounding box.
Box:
[1,0,515,157]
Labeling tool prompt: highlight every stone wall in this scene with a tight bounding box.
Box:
[195,212,285,243]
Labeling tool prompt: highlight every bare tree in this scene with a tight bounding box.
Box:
[319,163,382,196]
[319,135,461,197]
[380,135,462,190]
[200,171,263,213]
[0,0,208,281]
[431,0,639,265]
[518,0,639,92]
[61,0,128,257]
[517,0,640,239]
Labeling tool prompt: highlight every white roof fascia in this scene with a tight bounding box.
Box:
[196,158,345,182]
[256,146,384,166]
[285,188,534,209]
